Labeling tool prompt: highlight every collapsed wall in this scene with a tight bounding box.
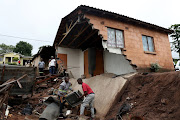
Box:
[70,74,129,119]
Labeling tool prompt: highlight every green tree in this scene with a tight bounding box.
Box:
[0,43,15,53]
[14,41,33,56]
[169,24,180,58]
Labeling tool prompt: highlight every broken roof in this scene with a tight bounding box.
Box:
[54,5,172,46]
[32,46,55,61]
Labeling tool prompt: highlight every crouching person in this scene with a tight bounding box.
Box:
[77,78,95,120]
[58,76,72,118]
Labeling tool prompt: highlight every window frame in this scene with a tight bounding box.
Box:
[142,35,155,52]
[107,27,125,48]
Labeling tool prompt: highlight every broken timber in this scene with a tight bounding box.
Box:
[35,74,60,85]
[0,74,26,119]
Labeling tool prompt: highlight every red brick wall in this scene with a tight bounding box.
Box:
[85,14,174,70]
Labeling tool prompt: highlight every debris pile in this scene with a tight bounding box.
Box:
[3,75,63,120]
[106,71,180,120]
[0,74,27,119]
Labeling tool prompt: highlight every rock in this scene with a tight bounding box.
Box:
[126,97,131,100]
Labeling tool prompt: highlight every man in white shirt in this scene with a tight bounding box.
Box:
[49,56,56,75]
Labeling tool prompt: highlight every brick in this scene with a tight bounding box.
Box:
[85,14,174,70]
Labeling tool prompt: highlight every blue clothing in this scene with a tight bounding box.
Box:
[38,61,45,68]
[50,66,55,75]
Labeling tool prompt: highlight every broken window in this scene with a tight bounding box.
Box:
[142,35,154,52]
[107,28,124,48]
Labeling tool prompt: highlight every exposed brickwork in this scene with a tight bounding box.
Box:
[85,14,174,70]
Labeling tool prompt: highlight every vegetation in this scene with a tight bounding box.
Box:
[0,41,33,56]
[7,62,17,65]
[13,41,33,56]
[150,63,161,72]
[0,43,15,54]
[169,24,180,58]
[13,57,19,61]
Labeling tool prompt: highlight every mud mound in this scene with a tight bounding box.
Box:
[106,71,180,120]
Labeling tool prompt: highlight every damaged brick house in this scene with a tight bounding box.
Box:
[53,5,174,78]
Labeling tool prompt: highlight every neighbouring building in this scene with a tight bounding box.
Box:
[32,46,55,69]
[0,52,32,66]
[53,5,174,78]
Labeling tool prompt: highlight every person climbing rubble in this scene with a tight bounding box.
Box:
[77,78,95,120]
[58,76,73,118]
[38,58,45,76]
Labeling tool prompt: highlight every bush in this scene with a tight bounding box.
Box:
[7,62,17,65]
[13,57,19,61]
[150,63,161,72]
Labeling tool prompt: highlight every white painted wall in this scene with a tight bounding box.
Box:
[32,55,41,67]
[57,47,84,78]
[104,50,136,75]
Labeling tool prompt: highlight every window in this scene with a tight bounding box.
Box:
[0,58,3,61]
[107,28,124,48]
[142,35,154,52]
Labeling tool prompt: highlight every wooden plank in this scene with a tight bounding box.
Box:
[35,75,59,85]
[66,23,69,32]
[77,30,98,48]
[0,74,27,88]
[0,84,11,93]
[68,21,73,30]
[2,78,14,85]
[17,80,22,89]
[58,20,78,45]
[68,24,90,46]
[93,50,104,76]
[84,50,90,78]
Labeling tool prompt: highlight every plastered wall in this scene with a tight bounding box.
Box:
[104,50,135,75]
[57,47,84,78]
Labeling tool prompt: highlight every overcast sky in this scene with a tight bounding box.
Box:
[0,0,179,58]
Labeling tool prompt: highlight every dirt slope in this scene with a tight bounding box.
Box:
[106,71,180,120]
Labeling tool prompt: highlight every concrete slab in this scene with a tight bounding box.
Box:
[122,72,137,79]
[70,74,128,119]
[39,102,60,120]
